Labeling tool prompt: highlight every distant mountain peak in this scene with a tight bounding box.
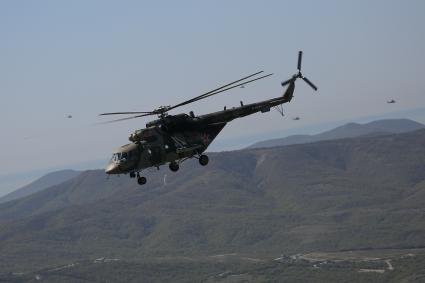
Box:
[248,118,425,149]
[343,122,360,126]
[0,169,81,204]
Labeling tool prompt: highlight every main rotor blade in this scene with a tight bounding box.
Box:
[168,73,273,111]
[297,51,303,71]
[100,113,154,124]
[302,76,318,91]
[99,111,154,116]
[193,73,273,101]
[168,71,264,111]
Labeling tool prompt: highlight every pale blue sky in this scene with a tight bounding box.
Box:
[1,0,425,195]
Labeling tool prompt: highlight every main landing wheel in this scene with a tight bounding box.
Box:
[199,154,209,166]
[137,176,147,185]
[169,161,179,172]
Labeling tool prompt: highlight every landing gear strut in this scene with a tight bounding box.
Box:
[199,154,209,166]
[169,161,179,172]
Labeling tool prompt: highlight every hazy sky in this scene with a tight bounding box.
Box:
[1,0,425,195]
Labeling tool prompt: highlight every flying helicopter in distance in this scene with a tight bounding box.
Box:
[387,99,396,104]
[292,116,301,120]
[100,51,318,185]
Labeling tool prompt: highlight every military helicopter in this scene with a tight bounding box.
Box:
[387,99,396,104]
[100,51,317,185]
[292,116,301,120]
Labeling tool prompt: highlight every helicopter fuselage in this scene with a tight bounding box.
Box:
[104,81,295,176]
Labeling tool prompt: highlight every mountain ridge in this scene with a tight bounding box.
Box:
[0,169,81,204]
[248,118,425,149]
[2,118,421,206]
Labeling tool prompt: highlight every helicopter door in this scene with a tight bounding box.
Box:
[147,146,163,165]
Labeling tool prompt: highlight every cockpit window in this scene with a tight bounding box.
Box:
[111,153,120,162]
[111,150,138,163]
[111,152,126,163]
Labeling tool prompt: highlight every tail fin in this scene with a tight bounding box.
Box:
[282,81,295,102]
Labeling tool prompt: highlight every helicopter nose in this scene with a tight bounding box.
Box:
[105,163,120,174]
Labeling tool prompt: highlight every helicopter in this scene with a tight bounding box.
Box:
[100,51,317,185]
[292,116,301,120]
[387,99,396,104]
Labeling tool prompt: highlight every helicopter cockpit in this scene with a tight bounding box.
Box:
[106,142,142,175]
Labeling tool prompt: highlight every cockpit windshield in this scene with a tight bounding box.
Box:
[111,149,140,163]
[111,152,127,163]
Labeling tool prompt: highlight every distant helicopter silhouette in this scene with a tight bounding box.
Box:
[292,116,300,120]
[387,99,396,104]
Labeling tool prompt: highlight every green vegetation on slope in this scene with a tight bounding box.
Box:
[0,130,424,278]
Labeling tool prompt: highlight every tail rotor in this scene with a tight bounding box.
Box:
[281,51,318,91]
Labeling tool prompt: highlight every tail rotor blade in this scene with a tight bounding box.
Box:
[297,51,303,71]
[302,77,318,91]
[281,78,293,87]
